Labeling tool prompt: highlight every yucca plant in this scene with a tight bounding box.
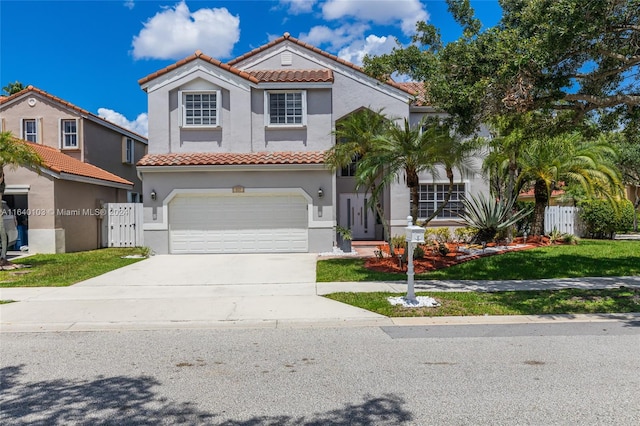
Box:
[459,193,533,243]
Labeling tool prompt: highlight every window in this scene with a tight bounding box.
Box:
[180,90,219,127]
[22,119,37,142]
[127,192,141,203]
[340,153,361,177]
[61,119,78,148]
[266,91,306,126]
[124,138,134,164]
[417,183,466,219]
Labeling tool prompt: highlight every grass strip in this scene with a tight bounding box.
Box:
[0,248,147,287]
[325,287,640,317]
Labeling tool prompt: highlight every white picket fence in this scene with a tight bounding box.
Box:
[102,203,144,247]
[544,206,582,236]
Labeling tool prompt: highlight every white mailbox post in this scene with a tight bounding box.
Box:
[405,216,425,302]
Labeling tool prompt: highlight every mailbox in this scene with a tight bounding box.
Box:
[406,224,425,243]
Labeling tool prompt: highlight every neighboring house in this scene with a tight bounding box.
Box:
[0,86,148,201]
[137,32,488,254]
[0,86,148,253]
[3,139,133,253]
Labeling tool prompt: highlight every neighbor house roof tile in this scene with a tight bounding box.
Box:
[137,151,326,167]
[14,138,133,186]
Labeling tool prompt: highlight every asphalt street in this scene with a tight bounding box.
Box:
[2,323,639,425]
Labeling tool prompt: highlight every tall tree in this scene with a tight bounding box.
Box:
[324,108,393,248]
[364,0,640,133]
[2,81,25,96]
[516,132,623,235]
[0,132,43,265]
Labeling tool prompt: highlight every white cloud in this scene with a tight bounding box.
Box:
[98,108,148,137]
[131,1,240,60]
[124,0,134,10]
[279,0,317,14]
[298,23,369,51]
[337,34,398,66]
[321,0,428,35]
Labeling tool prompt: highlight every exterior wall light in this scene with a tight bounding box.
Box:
[318,187,324,198]
[150,190,157,201]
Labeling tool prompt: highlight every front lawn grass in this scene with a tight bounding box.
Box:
[0,248,148,287]
[325,287,640,317]
[317,239,640,282]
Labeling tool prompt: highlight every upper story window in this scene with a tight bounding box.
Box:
[265,90,306,126]
[418,183,466,220]
[22,119,38,142]
[124,138,134,164]
[179,90,220,127]
[61,119,78,149]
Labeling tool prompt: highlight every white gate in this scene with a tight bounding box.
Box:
[544,206,582,235]
[102,203,143,247]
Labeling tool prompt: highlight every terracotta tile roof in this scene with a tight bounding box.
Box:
[137,151,326,167]
[13,138,133,186]
[0,86,148,141]
[138,50,260,86]
[227,32,416,95]
[138,33,415,96]
[248,69,333,83]
[396,82,430,106]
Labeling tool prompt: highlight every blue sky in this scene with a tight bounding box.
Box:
[0,0,502,137]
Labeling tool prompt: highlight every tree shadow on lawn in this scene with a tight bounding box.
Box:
[0,365,413,425]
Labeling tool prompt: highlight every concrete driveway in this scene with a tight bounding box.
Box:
[0,254,389,332]
[75,253,318,287]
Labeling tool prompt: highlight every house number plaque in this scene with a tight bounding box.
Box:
[232,185,245,193]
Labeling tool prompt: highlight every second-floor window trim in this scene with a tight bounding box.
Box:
[22,118,38,142]
[124,138,134,164]
[265,90,307,127]
[60,118,78,149]
[179,90,220,128]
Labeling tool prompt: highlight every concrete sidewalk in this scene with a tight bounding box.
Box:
[1,253,638,332]
[2,275,639,333]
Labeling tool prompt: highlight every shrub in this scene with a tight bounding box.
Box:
[579,198,635,238]
[390,234,406,252]
[454,226,476,243]
[459,194,533,243]
[413,244,425,259]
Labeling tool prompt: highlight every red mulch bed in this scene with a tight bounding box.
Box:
[366,236,552,274]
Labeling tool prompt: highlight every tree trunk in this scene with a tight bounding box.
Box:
[531,180,549,236]
[406,169,420,225]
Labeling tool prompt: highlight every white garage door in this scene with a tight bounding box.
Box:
[169,193,308,253]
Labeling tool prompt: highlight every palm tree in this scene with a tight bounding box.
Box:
[419,120,477,225]
[0,131,43,265]
[324,108,393,249]
[516,132,623,235]
[2,81,25,96]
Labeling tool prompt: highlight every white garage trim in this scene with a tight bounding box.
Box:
[168,191,309,253]
[144,187,326,231]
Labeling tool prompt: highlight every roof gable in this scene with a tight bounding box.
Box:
[0,86,148,142]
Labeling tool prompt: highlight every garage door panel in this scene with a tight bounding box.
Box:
[169,194,309,253]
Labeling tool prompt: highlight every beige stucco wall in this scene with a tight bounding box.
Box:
[3,166,128,253]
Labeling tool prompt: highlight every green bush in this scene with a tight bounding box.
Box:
[390,234,406,251]
[578,198,635,238]
[454,226,476,243]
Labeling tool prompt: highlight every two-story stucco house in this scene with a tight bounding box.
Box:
[137,33,488,254]
[0,86,148,253]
